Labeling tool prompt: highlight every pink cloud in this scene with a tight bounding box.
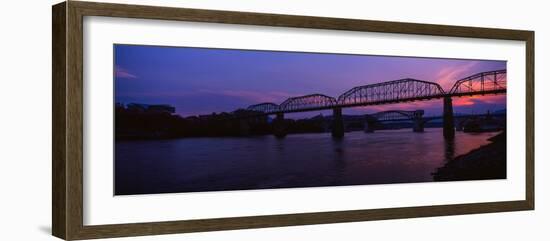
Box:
[115,66,138,79]
[454,95,506,107]
[453,98,475,106]
[201,89,299,104]
[116,89,299,105]
[435,62,479,90]
[116,90,195,98]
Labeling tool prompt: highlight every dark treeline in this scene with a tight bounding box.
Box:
[115,103,330,140]
[116,103,505,140]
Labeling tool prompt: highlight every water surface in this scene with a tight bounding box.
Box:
[115,128,499,195]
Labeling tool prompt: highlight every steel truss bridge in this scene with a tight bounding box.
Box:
[342,110,505,133]
[369,110,425,122]
[243,69,506,138]
[338,110,425,133]
[360,110,504,123]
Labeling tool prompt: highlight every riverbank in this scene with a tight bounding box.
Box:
[432,131,506,181]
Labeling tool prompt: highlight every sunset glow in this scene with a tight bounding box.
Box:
[114,45,506,117]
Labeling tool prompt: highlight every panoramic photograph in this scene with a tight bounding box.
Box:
[113,44,507,195]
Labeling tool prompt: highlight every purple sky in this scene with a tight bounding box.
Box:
[114,44,506,118]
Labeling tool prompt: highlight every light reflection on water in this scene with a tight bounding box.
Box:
[115,128,499,195]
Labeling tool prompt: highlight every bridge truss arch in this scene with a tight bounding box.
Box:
[448,69,506,96]
[369,110,424,122]
[279,94,337,112]
[246,102,280,114]
[337,78,445,107]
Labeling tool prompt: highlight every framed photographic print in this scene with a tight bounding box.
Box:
[52,1,534,240]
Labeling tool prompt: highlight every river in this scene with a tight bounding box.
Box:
[115,128,500,195]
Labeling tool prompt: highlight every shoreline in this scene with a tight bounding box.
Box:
[432,131,506,181]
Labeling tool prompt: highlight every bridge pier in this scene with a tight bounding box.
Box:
[412,110,424,132]
[273,113,287,138]
[413,119,424,132]
[443,96,455,139]
[455,120,464,131]
[364,120,375,133]
[332,107,345,138]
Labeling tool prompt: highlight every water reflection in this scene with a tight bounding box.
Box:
[331,138,347,178]
[444,137,456,162]
[115,128,499,195]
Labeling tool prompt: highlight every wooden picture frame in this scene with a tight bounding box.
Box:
[52,1,534,240]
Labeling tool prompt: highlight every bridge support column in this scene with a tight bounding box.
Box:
[364,120,375,133]
[273,113,287,138]
[413,119,424,132]
[413,110,424,132]
[443,96,455,139]
[332,107,345,138]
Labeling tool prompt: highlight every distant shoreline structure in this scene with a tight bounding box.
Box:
[115,102,506,140]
